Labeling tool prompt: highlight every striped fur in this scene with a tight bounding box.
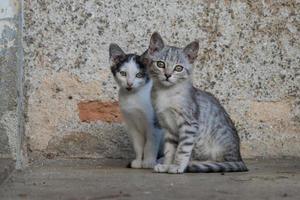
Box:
[144,32,248,174]
[187,161,248,173]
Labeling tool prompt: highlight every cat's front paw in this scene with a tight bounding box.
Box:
[157,157,164,164]
[131,159,142,168]
[142,159,156,169]
[153,164,169,173]
[168,164,185,174]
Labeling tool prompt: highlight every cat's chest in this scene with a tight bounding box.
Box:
[154,89,184,131]
[119,87,153,117]
[154,88,183,113]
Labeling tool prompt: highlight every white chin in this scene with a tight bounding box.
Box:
[160,80,174,86]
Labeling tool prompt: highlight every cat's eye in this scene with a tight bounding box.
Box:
[156,61,165,68]
[120,71,127,76]
[174,65,183,72]
[136,72,144,78]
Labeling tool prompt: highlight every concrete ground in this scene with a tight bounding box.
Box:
[0,158,299,200]
[0,158,15,186]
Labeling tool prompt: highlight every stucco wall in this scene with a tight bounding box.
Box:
[0,0,26,169]
[23,0,300,161]
[0,0,20,159]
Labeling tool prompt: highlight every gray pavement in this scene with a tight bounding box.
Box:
[0,158,299,200]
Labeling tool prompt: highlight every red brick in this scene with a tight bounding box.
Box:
[78,101,122,123]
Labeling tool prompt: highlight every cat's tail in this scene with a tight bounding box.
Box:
[187,160,248,173]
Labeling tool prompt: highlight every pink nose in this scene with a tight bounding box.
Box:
[127,82,133,87]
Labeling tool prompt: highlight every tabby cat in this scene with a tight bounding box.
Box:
[143,32,248,173]
[109,43,163,168]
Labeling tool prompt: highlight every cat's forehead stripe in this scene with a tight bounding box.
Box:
[122,57,140,79]
[158,47,186,65]
[112,54,141,74]
[123,56,137,69]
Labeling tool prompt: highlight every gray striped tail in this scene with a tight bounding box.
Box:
[187,161,248,173]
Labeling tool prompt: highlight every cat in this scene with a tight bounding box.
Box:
[109,43,163,168]
[143,32,248,173]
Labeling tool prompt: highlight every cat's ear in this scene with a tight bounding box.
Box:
[183,40,199,64]
[140,50,151,67]
[109,43,126,65]
[149,32,164,55]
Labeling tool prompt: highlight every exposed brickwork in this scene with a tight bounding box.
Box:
[78,101,122,123]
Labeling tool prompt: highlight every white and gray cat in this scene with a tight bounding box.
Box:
[143,32,248,173]
[109,43,163,168]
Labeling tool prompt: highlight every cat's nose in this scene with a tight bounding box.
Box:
[165,74,171,79]
[127,82,133,87]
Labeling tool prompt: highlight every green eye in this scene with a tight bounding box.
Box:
[174,65,183,72]
[120,71,126,76]
[136,72,144,78]
[156,61,165,68]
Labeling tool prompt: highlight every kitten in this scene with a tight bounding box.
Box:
[143,32,248,173]
[109,43,163,168]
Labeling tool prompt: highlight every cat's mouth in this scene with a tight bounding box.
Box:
[126,87,133,91]
[161,79,174,86]
[162,77,173,83]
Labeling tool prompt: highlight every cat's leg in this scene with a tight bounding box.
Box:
[168,125,197,174]
[142,127,161,169]
[154,132,177,173]
[127,126,145,168]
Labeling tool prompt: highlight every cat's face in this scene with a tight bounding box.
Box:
[109,44,149,92]
[146,32,199,87]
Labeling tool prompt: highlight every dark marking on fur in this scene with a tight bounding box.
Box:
[110,54,150,83]
[165,138,178,145]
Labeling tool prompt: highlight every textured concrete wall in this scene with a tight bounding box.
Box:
[0,0,20,159]
[0,0,26,169]
[24,0,300,161]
